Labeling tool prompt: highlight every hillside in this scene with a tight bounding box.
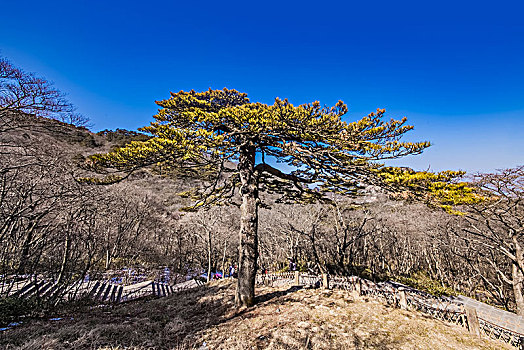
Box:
[1,114,523,349]
[2,112,223,197]
[0,280,511,350]
[0,112,218,287]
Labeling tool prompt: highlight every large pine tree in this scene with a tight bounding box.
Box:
[91,88,431,306]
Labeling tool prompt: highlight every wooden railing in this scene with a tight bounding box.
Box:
[8,271,524,347]
[256,272,524,348]
[5,277,206,304]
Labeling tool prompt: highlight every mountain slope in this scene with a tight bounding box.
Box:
[0,280,510,349]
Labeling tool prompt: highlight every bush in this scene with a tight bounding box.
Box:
[396,271,457,297]
[0,297,41,326]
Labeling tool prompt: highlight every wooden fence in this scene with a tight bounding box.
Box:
[10,271,523,347]
[5,277,206,304]
[256,272,524,349]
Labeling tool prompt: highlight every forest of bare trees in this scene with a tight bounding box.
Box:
[1,56,523,317]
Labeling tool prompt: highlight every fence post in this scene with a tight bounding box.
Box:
[294,271,300,286]
[87,281,100,299]
[398,288,408,310]
[352,278,362,298]
[116,286,123,303]
[465,306,481,337]
[101,284,112,302]
[94,283,106,301]
[110,285,117,302]
[322,273,330,289]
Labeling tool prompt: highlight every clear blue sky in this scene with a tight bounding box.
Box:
[1,0,523,173]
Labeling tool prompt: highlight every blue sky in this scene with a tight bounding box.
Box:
[1,0,523,173]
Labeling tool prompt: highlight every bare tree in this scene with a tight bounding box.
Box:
[0,56,89,132]
[460,167,524,314]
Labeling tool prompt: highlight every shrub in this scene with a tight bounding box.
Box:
[396,271,457,297]
[0,297,41,326]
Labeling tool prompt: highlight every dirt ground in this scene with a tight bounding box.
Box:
[0,280,513,349]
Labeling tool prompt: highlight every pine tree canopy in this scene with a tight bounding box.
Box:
[378,167,484,214]
[86,88,483,307]
[89,88,433,207]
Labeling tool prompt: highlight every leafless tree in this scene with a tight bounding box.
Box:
[458,167,524,314]
[0,56,89,132]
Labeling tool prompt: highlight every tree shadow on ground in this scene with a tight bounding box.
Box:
[255,285,303,304]
[0,281,480,350]
[0,281,239,349]
[0,281,310,349]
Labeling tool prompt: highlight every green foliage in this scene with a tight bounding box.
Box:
[89,88,432,207]
[77,174,124,185]
[276,265,290,273]
[396,271,458,297]
[0,297,41,326]
[297,261,309,273]
[378,167,485,214]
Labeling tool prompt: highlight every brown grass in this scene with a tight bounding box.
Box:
[0,280,512,349]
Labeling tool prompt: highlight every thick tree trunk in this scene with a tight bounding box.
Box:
[511,262,524,316]
[235,144,259,307]
[512,237,524,316]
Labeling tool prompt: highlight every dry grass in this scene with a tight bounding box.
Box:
[0,280,513,349]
